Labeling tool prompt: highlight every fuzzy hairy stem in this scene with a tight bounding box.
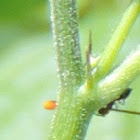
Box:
[47,0,140,140]
[48,97,94,140]
[97,46,140,107]
[48,0,86,140]
[50,0,84,91]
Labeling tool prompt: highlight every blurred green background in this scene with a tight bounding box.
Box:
[0,0,140,140]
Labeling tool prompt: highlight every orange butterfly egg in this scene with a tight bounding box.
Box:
[43,100,57,110]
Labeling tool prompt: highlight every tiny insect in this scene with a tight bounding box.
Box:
[98,88,140,116]
[43,100,57,110]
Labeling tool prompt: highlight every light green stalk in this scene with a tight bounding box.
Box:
[48,0,140,140]
[97,46,140,107]
[50,0,84,91]
[94,0,140,80]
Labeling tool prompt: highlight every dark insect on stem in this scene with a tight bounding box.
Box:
[98,88,132,116]
[118,88,132,101]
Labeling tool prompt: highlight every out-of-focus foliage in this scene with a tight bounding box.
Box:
[0,0,140,140]
[0,0,49,32]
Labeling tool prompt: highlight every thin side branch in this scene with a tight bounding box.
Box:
[95,0,140,80]
[97,46,140,107]
[86,32,92,86]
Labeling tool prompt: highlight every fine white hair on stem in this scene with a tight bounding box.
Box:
[98,46,140,103]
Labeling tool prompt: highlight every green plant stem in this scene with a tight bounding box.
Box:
[48,0,140,139]
[48,97,94,140]
[97,47,140,107]
[50,0,84,91]
[95,0,140,80]
[48,0,87,140]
